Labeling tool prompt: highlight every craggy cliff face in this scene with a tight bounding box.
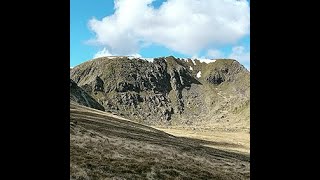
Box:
[70,56,249,130]
[70,79,105,111]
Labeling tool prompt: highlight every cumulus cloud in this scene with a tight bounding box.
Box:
[228,46,250,69]
[88,0,250,55]
[94,48,113,58]
[93,47,142,58]
[206,49,224,59]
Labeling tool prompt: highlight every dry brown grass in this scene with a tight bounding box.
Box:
[154,127,249,155]
[70,102,250,180]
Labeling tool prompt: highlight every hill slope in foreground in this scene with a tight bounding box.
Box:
[70,102,250,179]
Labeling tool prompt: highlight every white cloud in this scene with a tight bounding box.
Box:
[129,53,142,58]
[206,49,223,59]
[94,48,113,58]
[88,0,250,55]
[228,46,250,68]
[93,47,142,58]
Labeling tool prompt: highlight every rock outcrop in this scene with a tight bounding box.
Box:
[70,79,105,111]
[70,56,249,129]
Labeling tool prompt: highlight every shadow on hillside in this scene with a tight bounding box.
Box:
[176,136,246,149]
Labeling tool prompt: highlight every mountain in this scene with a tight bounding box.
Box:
[70,56,249,131]
[70,102,250,179]
[70,56,250,179]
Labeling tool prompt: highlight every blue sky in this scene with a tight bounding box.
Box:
[71,0,250,69]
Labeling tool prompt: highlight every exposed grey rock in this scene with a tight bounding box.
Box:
[70,79,105,111]
[70,56,249,127]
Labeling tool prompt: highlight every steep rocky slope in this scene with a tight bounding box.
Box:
[70,56,249,130]
[70,79,105,111]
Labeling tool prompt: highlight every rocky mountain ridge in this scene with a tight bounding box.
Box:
[70,56,249,130]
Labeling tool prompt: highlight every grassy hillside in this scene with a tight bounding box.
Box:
[70,102,250,179]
